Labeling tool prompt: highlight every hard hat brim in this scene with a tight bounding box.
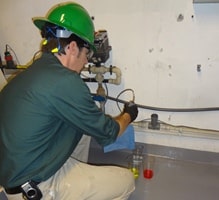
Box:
[32,17,53,31]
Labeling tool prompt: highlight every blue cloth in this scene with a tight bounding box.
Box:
[104,125,135,153]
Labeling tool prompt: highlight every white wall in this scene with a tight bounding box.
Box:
[1,0,219,152]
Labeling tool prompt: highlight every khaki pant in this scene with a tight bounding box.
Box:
[5,158,135,200]
[4,136,135,200]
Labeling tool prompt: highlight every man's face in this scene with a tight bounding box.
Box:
[63,41,89,73]
[74,47,89,73]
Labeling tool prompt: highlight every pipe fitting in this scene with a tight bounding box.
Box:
[82,65,122,85]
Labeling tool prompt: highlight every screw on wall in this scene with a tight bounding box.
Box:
[177,14,184,22]
[149,48,154,53]
[197,64,201,72]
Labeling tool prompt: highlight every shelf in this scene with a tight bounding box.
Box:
[194,0,219,3]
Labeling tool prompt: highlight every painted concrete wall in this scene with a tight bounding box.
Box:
[1,0,219,151]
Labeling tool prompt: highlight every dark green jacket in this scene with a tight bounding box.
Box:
[0,53,119,188]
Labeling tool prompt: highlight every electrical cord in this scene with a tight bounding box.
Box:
[5,44,20,65]
[114,89,135,112]
[32,50,42,62]
[90,88,219,137]
[106,95,219,112]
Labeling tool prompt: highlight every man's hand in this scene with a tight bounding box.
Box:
[123,101,138,123]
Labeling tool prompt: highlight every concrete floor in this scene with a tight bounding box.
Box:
[88,140,219,200]
[129,156,219,200]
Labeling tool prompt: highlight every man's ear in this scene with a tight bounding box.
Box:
[68,41,79,56]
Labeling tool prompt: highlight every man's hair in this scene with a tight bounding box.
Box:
[41,22,88,55]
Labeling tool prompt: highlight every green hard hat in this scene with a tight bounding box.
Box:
[32,2,95,50]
